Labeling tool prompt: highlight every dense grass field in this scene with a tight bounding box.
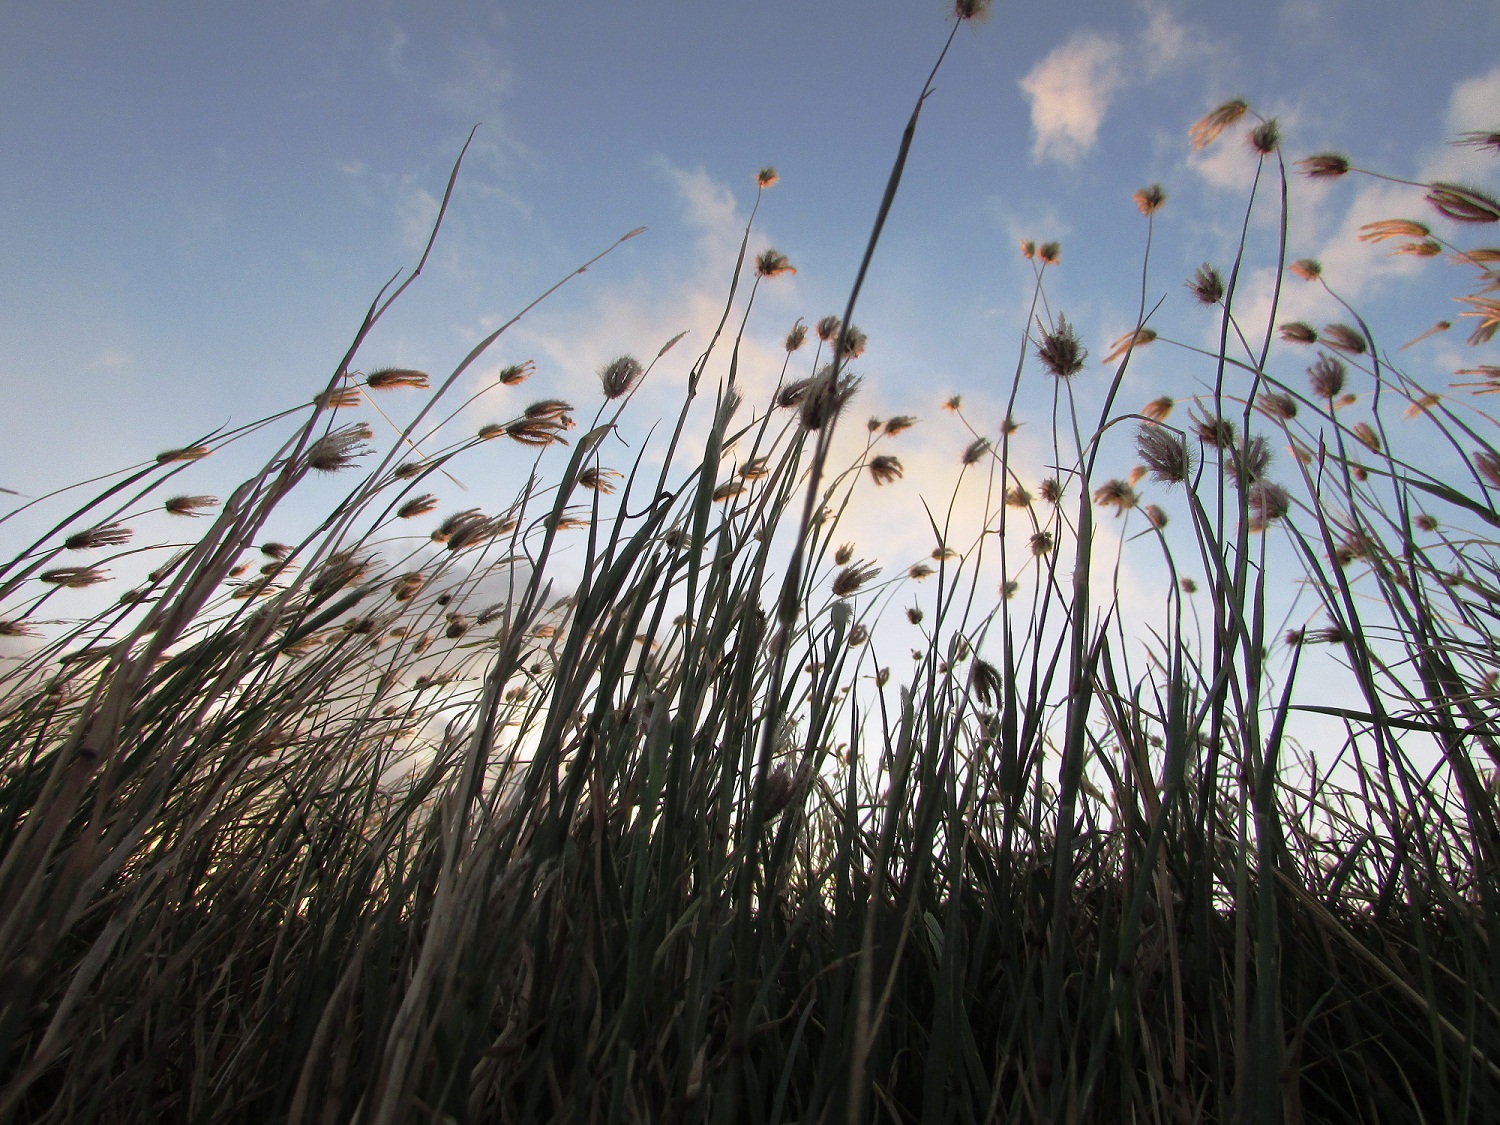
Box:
[2,9,1499,1122]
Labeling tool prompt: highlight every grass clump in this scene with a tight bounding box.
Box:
[2,18,1500,1125]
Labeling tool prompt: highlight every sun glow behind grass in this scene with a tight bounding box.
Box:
[2,9,1500,1123]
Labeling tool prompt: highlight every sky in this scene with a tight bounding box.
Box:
[2,1,1499,724]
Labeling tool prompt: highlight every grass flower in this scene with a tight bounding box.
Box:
[1102,327,1156,365]
[498,361,534,385]
[1036,314,1086,378]
[1279,321,1318,344]
[755,249,796,278]
[40,566,108,588]
[1247,118,1280,155]
[1189,98,1248,149]
[156,445,210,464]
[784,321,808,352]
[868,454,903,485]
[756,166,778,188]
[1029,530,1053,556]
[1289,258,1322,280]
[599,356,644,399]
[1006,485,1031,508]
[1427,182,1500,224]
[1258,392,1298,420]
[1133,184,1166,214]
[1309,355,1348,398]
[1296,152,1351,177]
[306,423,374,472]
[961,437,990,465]
[1359,219,1431,243]
[1321,323,1368,354]
[832,561,880,598]
[397,494,440,519]
[365,367,430,389]
[1037,241,1060,264]
[1188,264,1224,304]
[883,415,917,436]
[164,494,218,516]
[1136,424,1192,484]
[64,523,131,550]
[1093,479,1138,514]
[1142,396,1174,422]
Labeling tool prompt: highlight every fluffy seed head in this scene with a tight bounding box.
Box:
[1133,184,1166,215]
[391,572,426,601]
[1321,324,1367,354]
[756,166,779,188]
[315,386,363,409]
[1249,481,1292,526]
[835,542,855,565]
[1229,434,1272,484]
[1352,422,1381,453]
[883,415,917,436]
[498,361,534,385]
[815,315,842,343]
[953,0,992,20]
[398,494,440,519]
[1103,328,1157,365]
[1476,450,1500,489]
[65,523,131,550]
[838,324,868,358]
[1137,424,1193,484]
[1006,485,1032,508]
[755,249,796,278]
[868,454,903,486]
[907,563,933,580]
[164,494,218,516]
[1030,531,1053,556]
[599,356,644,399]
[1188,264,1224,305]
[1093,480,1138,514]
[784,321,808,352]
[1142,396,1174,422]
[365,367,430,390]
[0,620,38,637]
[1191,411,1238,449]
[1040,477,1063,504]
[307,423,374,473]
[41,566,108,588]
[1258,392,1299,420]
[1309,355,1347,398]
[1297,153,1351,178]
[1036,315,1087,378]
[1289,259,1322,281]
[1020,240,1036,259]
[1359,219,1432,243]
[1145,504,1168,529]
[1037,241,1061,264]
[1279,322,1318,345]
[1248,119,1281,155]
[1189,98,1249,149]
[1427,182,1500,224]
[832,561,880,598]
[799,369,860,431]
[962,437,990,465]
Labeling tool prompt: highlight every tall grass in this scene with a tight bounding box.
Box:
[2,12,1499,1123]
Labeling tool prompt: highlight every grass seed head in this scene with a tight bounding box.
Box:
[1297,152,1351,178]
[40,566,108,588]
[1137,424,1192,484]
[64,523,131,550]
[755,249,796,278]
[398,494,440,519]
[156,445,211,464]
[1037,241,1061,264]
[1006,485,1032,508]
[164,495,218,516]
[1093,479,1138,514]
[1427,182,1500,224]
[832,561,880,598]
[883,415,917,436]
[306,423,374,472]
[1321,324,1367,354]
[1279,321,1318,344]
[784,321,808,352]
[1188,263,1224,305]
[1309,355,1348,398]
[1248,118,1281,155]
[1189,98,1249,149]
[962,437,990,465]
[1249,481,1292,527]
[1036,315,1086,378]
[315,386,363,409]
[365,367,430,390]
[756,166,778,187]
[1040,477,1063,504]
[1133,184,1166,215]
[815,315,842,343]
[1142,396,1174,422]
[868,454,903,485]
[1290,258,1322,280]
[498,361,534,385]
[598,356,643,399]
[1030,530,1053,556]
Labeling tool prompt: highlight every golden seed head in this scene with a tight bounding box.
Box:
[1102,328,1156,365]
[1133,184,1166,215]
[711,480,745,502]
[1289,259,1322,281]
[1393,239,1443,257]
[1351,422,1381,453]
[1020,240,1036,259]
[578,467,620,494]
[1359,218,1432,243]
[1189,98,1249,149]
[164,494,218,516]
[756,166,779,188]
[1037,241,1060,264]
[1144,504,1168,529]
[478,422,507,440]
[883,415,917,436]
[315,386,363,409]
[1142,396,1174,422]
[755,249,796,278]
[943,395,963,412]
[838,324,868,358]
[365,367,430,390]
[498,361,534,385]
[397,494,440,519]
[1415,513,1439,532]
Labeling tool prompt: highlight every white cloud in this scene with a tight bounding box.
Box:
[1019,5,1203,165]
[1018,34,1124,165]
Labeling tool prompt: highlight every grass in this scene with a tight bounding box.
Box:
[2,8,1499,1122]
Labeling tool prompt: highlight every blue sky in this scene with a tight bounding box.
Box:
[2,1,1498,669]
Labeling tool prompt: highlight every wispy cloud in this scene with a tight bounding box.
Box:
[1018,5,1203,165]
